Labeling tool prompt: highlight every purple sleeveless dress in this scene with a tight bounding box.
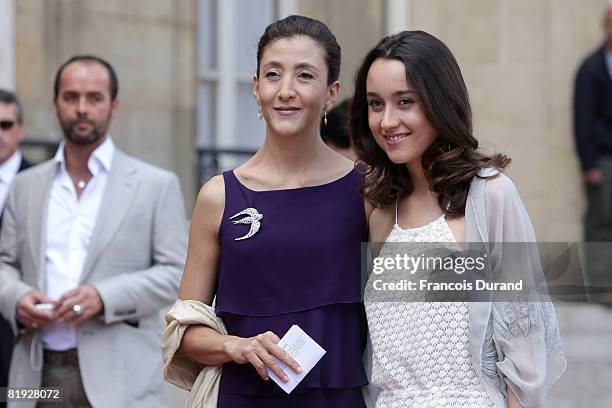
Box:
[216,169,368,407]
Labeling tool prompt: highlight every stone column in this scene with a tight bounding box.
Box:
[0,0,16,89]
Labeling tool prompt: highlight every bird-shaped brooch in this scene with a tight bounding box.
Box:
[229,207,263,240]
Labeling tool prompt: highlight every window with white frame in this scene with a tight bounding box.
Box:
[0,0,16,89]
[197,0,298,173]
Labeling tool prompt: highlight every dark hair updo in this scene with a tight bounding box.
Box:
[256,15,341,86]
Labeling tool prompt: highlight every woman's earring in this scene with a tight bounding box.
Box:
[257,107,263,120]
[323,110,328,126]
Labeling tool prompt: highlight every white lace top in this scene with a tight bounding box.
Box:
[365,204,495,408]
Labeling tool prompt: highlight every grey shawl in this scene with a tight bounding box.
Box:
[465,168,566,408]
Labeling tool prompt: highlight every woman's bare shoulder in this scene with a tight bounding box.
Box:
[195,175,225,210]
[369,205,395,243]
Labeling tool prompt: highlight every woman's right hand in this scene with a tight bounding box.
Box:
[223,331,303,382]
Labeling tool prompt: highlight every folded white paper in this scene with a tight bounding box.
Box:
[266,324,326,394]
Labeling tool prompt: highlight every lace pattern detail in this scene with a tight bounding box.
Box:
[496,301,535,337]
[542,301,564,351]
[365,215,495,408]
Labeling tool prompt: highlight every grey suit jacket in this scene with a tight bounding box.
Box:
[0,149,188,408]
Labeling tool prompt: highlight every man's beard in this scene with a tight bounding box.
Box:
[61,116,109,145]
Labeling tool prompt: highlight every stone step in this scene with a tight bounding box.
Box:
[544,303,612,407]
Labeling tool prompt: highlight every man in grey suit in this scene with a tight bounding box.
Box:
[0,55,188,407]
[0,89,32,408]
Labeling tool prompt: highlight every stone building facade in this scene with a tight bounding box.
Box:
[1,1,610,406]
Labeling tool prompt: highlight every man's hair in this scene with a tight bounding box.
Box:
[54,55,119,101]
[0,89,23,124]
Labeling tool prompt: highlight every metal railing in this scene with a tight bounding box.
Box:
[21,139,60,163]
[197,147,256,187]
[21,140,256,190]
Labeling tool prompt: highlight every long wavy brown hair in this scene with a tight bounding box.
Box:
[350,31,510,217]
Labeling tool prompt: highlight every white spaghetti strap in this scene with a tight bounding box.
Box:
[395,197,399,225]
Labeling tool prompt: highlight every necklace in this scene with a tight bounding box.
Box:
[77,180,87,189]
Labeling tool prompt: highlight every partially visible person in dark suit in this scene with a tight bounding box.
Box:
[0,89,31,219]
[0,89,31,408]
[320,98,357,161]
[574,6,612,300]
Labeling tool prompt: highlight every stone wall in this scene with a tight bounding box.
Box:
[13,0,612,238]
[15,0,197,208]
[299,0,609,242]
[409,0,609,241]
[10,3,610,405]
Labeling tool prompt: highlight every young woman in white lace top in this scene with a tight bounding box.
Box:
[349,31,566,408]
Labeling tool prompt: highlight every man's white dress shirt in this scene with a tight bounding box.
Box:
[0,150,22,214]
[42,137,114,351]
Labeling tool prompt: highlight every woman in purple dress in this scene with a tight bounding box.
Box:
[174,15,371,407]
